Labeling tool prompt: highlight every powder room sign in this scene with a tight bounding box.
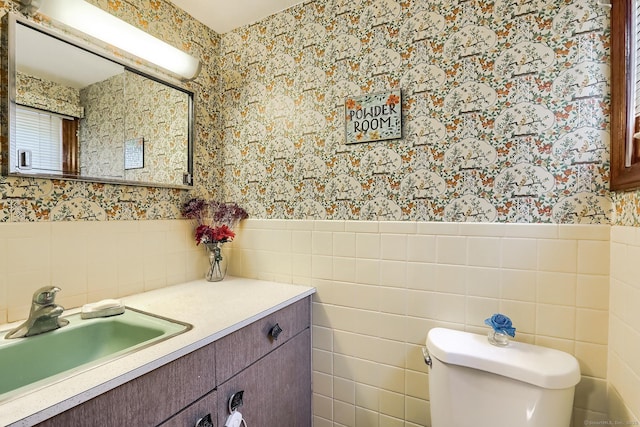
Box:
[345,90,402,144]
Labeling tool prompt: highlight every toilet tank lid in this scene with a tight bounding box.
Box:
[426,328,581,389]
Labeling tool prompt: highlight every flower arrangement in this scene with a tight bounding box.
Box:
[485,313,515,346]
[182,198,248,245]
[484,313,516,337]
[181,198,248,281]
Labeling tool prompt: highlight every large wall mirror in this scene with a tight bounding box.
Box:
[3,13,194,189]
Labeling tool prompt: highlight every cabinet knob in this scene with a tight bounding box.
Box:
[195,414,213,427]
[269,323,283,340]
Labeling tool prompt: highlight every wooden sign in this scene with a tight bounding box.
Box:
[345,90,401,144]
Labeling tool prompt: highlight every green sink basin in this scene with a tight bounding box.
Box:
[0,307,191,401]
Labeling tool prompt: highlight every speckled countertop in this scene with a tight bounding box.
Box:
[0,277,316,427]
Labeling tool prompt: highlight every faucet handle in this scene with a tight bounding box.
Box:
[33,286,61,304]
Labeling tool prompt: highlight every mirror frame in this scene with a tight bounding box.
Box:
[2,12,195,189]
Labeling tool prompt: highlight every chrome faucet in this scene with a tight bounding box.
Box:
[5,286,69,339]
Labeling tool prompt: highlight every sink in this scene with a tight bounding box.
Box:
[0,307,191,401]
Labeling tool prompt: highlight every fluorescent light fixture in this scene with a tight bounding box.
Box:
[33,0,201,80]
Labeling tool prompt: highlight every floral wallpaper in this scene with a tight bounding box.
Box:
[80,73,125,180]
[219,0,613,223]
[79,70,189,187]
[0,0,221,222]
[2,0,640,224]
[611,190,640,225]
[16,72,84,118]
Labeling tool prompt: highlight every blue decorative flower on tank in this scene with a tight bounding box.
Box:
[484,313,516,337]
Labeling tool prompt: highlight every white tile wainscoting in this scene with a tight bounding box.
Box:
[228,219,620,426]
[0,220,205,324]
[1,219,639,426]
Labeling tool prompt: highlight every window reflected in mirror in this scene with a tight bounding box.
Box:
[14,106,79,175]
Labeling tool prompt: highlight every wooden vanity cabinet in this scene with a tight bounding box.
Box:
[159,390,217,427]
[214,297,311,427]
[215,294,311,385]
[35,342,217,427]
[216,329,311,427]
[35,297,311,427]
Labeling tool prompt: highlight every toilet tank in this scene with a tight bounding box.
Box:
[426,328,581,427]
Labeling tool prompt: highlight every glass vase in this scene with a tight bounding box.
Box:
[488,330,510,347]
[204,242,228,282]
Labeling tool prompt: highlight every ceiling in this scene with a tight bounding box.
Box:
[17,22,123,89]
[168,0,304,34]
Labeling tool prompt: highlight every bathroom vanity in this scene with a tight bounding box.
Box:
[0,278,315,426]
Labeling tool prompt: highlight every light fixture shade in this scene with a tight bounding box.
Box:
[36,0,201,80]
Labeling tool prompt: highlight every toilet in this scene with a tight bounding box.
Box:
[425,327,581,427]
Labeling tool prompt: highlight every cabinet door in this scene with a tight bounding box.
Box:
[216,329,311,427]
[159,390,217,427]
[36,342,216,427]
[215,297,310,385]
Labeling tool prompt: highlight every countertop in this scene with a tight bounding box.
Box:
[0,277,316,426]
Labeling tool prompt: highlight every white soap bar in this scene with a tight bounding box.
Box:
[81,299,125,319]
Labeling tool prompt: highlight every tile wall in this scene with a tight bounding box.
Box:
[0,220,206,324]
[609,227,640,423]
[229,219,612,426]
[0,219,635,425]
